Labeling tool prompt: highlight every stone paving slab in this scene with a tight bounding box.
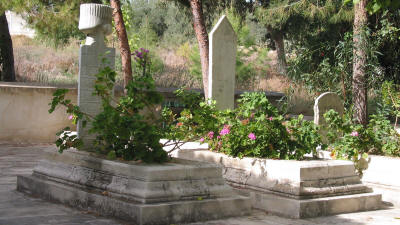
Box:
[1,144,400,225]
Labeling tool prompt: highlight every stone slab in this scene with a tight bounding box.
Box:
[17,149,251,224]
[18,174,251,225]
[2,144,400,225]
[313,92,344,143]
[174,149,368,198]
[248,190,381,218]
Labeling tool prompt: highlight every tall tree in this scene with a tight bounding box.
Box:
[111,0,133,88]
[188,0,209,99]
[256,0,352,76]
[0,11,15,81]
[169,0,210,98]
[267,26,287,75]
[352,0,368,125]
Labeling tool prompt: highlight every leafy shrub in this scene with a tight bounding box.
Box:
[49,48,169,163]
[166,91,322,160]
[324,109,400,176]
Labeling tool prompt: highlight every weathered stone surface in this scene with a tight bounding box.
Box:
[173,148,382,218]
[208,15,237,110]
[248,191,381,218]
[313,92,344,125]
[2,144,400,225]
[17,149,251,225]
[77,4,115,147]
[313,92,344,143]
[175,149,368,198]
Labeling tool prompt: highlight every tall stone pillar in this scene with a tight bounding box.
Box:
[208,15,237,110]
[77,4,115,148]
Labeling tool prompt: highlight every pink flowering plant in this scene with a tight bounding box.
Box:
[323,110,373,176]
[168,91,322,160]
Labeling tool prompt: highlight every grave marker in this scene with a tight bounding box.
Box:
[77,4,115,146]
[314,92,344,143]
[208,15,237,110]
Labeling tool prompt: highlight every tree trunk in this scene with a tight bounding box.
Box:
[0,12,16,82]
[268,27,287,75]
[352,0,368,125]
[110,0,132,89]
[189,0,209,99]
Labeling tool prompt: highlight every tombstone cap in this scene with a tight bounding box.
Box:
[78,4,113,34]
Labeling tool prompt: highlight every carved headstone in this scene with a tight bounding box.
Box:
[208,15,237,110]
[314,92,344,143]
[77,4,115,147]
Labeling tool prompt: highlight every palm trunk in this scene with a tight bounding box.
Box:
[352,0,368,125]
[268,27,287,75]
[189,0,209,99]
[0,12,16,82]
[110,0,132,89]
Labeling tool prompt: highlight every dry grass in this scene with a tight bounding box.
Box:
[11,35,314,115]
[12,35,79,87]
[154,48,202,88]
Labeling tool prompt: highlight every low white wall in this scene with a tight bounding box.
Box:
[0,83,76,143]
[5,11,35,38]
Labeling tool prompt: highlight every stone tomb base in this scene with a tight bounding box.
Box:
[17,149,251,225]
[173,148,382,218]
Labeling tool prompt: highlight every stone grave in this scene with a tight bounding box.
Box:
[77,3,115,148]
[208,15,237,110]
[173,148,382,218]
[314,92,344,143]
[17,4,251,225]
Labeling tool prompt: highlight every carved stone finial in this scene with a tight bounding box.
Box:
[78,3,113,46]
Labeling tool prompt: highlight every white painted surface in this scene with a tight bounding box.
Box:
[5,11,35,38]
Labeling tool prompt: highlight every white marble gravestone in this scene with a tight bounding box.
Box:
[208,15,237,110]
[314,92,344,125]
[314,92,344,143]
[77,4,115,146]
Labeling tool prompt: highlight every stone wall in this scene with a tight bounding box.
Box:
[0,83,76,143]
[0,83,284,143]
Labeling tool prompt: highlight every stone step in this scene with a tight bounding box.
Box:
[240,188,382,218]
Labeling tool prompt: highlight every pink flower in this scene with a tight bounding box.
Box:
[218,141,222,146]
[351,131,359,137]
[68,115,73,120]
[199,137,205,142]
[217,135,221,139]
[248,133,256,140]
[269,117,273,121]
[220,127,230,136]
[208,131,214,139]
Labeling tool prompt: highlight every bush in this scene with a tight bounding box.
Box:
[166,91,322,160]
[324,109,400,176]
[49,48,169,163]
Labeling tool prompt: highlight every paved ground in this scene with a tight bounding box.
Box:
[1,144,400,225]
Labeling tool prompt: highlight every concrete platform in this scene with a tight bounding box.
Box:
[2,144,400,225]
[16,149,251,225]
[246,189,381,218]
[173,148,382,218]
